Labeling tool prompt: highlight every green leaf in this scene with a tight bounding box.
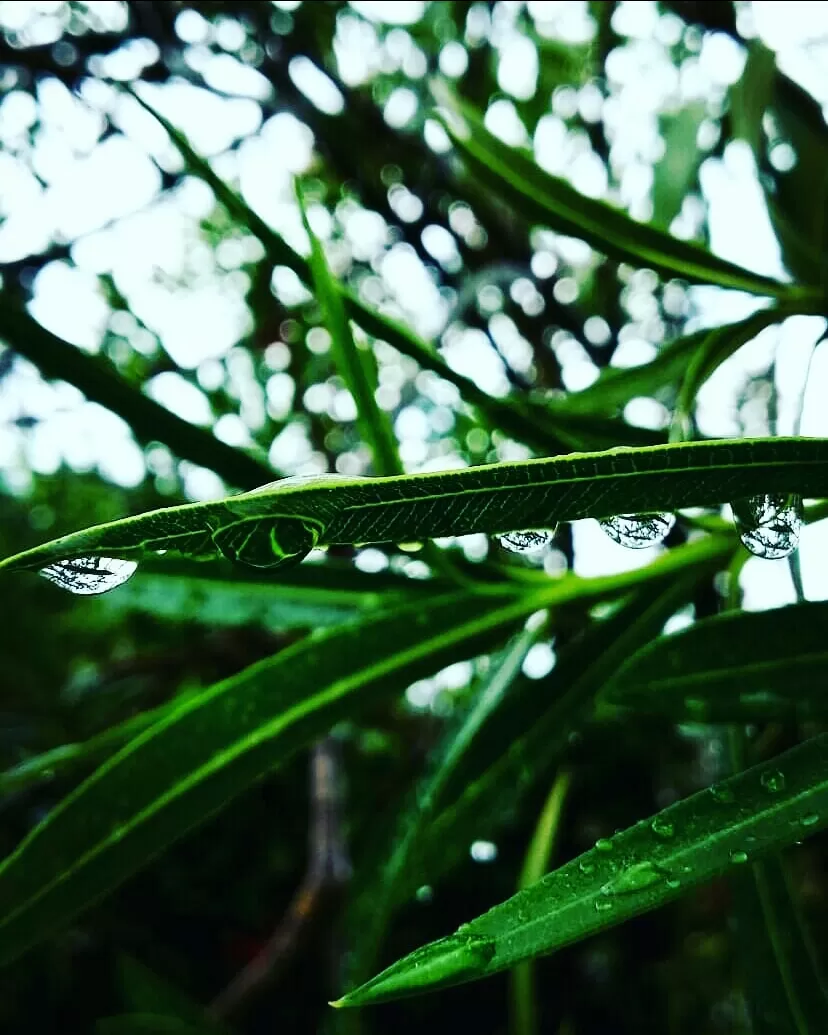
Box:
[511,770,572,1035]
[0,588,555,967]
[94,560,435,631]
[433,84,813,299]
[341,540,728,999]
[117,955,230,1035]
[0,292,271,491]
[296,184,403,477]
[729,730,828,1035]
[603,601,828,722]
[651,104,706,230]
[734,855,828,1035]
[4,438,828,579]
[333,733,828,1007]
[122,87,582,456]
[556,308,793,417]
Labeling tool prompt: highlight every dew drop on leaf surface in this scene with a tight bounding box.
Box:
[498,529,555,554]
[730,849,748,864]
[594,898,614,913]
[39,557,138,596]
[600,860,670,895]
[760,769,785,794]
[598,513,676,549]
[800,813,819,827]
[732,493,802,560]
[650,815,675,839]
[594,838,614,853]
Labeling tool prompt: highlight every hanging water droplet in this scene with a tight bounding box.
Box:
[651,816,675,840]
[594,838,614,853]
[598,512,676,550]
[39,557,138,596]
[600,860,670,895]
[730,849,748,865]
[760,770,786,794]
[498,529,555,554]
[732,494,802,560]
[594,897,614,913]
[800,813,819,827]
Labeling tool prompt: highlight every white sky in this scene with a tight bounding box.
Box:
[0,0,827,607]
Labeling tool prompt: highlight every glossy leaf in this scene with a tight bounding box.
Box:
[334,733,828,1006]
[603,601,828,722]
[434,85,811,300]
[0,588,561,967]
[4,438,828,578]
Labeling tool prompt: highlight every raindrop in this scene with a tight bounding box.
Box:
[800,813,819,827]
[595,838,614,853]
[730,849,748,865]
[600,860,670,895]
[732,494,802,560]
[594,898,614,913]
[599,512,676,549]
[39,557,138,596]
[579,859,595,875]
[709,783,735,804]
[760,770,785,794]
[650,816,675,840]
[498,529,555,554]
[665,877,681,890]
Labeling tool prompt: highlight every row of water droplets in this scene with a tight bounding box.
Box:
[38,493,802,596]
[499,493,803,560]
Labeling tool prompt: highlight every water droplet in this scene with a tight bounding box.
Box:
[651,816,675,840]
[709,783,735,804]
[730,849,748,865]
[595,838,614,853]
[665,877,681,890]
[579,859,595,875]
[760,770,785,794]
[416,884,433,904]
[598,512,676,549]
[600,860,670,895]
[594,897,614,913]
[800,813,819,827]
[39,557,138,596]
[498,529,555,554]
[732,494,802,560]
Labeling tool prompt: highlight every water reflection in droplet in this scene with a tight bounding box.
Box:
[498,529,555,554]
[39,557,138,596]
[732,494,802,560]
[599,512,676,549]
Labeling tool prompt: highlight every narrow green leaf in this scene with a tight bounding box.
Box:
[94,561,435,631]
[603,601,828,722]
[558,307,799,417]
[433,84,812,300]
[123,86,579,455]
[4,438,827,579]
[734,855,828,1035]
[335,733,828,1006]
[418,555,724,878]
[512,770,572,1035]
[296,184,402,477]
[342,626,543,988]
[0,293,272,491]
[651,104,705,230]
[729,729,828,1035]
[0,588,555,967]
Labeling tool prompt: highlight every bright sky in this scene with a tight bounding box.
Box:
[0,0,827,610]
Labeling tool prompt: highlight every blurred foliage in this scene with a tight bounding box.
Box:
[0,2,826,1034]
